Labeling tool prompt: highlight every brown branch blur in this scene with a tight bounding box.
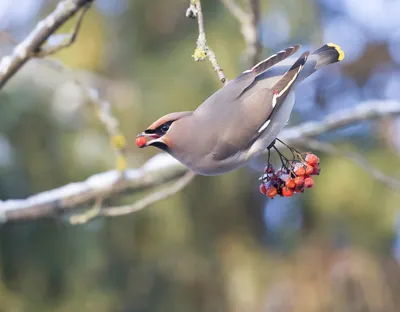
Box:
[0,0,93,90]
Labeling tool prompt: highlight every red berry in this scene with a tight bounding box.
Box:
[294,176,305,187]
[294,185,304,193]
[264,164,274,174]
[295,166,306,176]
[268,173,278,181]
[313,164,321,175]
[259,184,267,195]
[286,178,296,189]
[266,186,278,198]
[304,177,314,188]
[305,164,314,176]
[305,153,319,166]
[136,136,147,148]
[282,187,294,197]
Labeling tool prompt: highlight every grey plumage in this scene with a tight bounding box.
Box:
[137,43,345,175]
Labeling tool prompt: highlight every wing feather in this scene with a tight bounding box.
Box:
[211,52,309,161]
[237,45,301,96]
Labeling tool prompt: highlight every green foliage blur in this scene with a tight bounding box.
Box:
[1,0,400,311]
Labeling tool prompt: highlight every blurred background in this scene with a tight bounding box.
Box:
[1,0,400,311]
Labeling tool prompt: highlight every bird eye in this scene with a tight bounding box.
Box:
[160,124,170,133]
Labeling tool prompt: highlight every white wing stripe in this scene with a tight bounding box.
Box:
[258,119,271,133]
[278,64,303,98]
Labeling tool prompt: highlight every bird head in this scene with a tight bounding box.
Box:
[136,111,193,151]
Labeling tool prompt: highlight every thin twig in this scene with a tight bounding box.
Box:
[299,139,400,191]
[0,0,94,90]
[279,100,400,142]
[35,2,91,57]
[0,153,187,223]
[102,171,196,217]
[1,100,400,222]
[69,196,103,224]
[220,0,261,66]
[188,0,227,84]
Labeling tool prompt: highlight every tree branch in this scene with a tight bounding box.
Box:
[1,100,400,222]
[69,171,195,224]
[187,0,227,84]
[102,171,196,217]
[0,0,93,90]
[299,139,400,190]
[278,100,400,141]
[34,2,91,57]
[0,154,187,223]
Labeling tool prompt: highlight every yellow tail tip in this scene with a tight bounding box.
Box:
[327,43,345,61]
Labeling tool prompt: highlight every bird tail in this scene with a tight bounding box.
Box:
[311,43,345,70]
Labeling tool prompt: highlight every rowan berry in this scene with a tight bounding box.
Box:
[282,187,294,197]
[304,177,314,188]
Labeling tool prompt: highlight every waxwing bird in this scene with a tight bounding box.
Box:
[137,43,344,176]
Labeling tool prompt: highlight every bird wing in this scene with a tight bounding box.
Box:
[230,44,301,97]
[211,51,309,161]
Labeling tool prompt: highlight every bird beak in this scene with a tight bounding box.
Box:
[136,132,162,148]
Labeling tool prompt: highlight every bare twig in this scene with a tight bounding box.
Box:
[1,100,400,222]
[103,171,196,217]
[0,0,93,90]
[188,0,227,84]
[69,171,195,224]
[69,196,103,224]
[220,0,261,66]
[35,2,91,57]
[299,139,400,190]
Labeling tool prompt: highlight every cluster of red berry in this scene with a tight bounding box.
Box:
[259,153,320,198]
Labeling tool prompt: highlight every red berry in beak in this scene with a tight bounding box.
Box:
[136,136,147,148]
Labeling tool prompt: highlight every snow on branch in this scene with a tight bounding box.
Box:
[0,0,93,89]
